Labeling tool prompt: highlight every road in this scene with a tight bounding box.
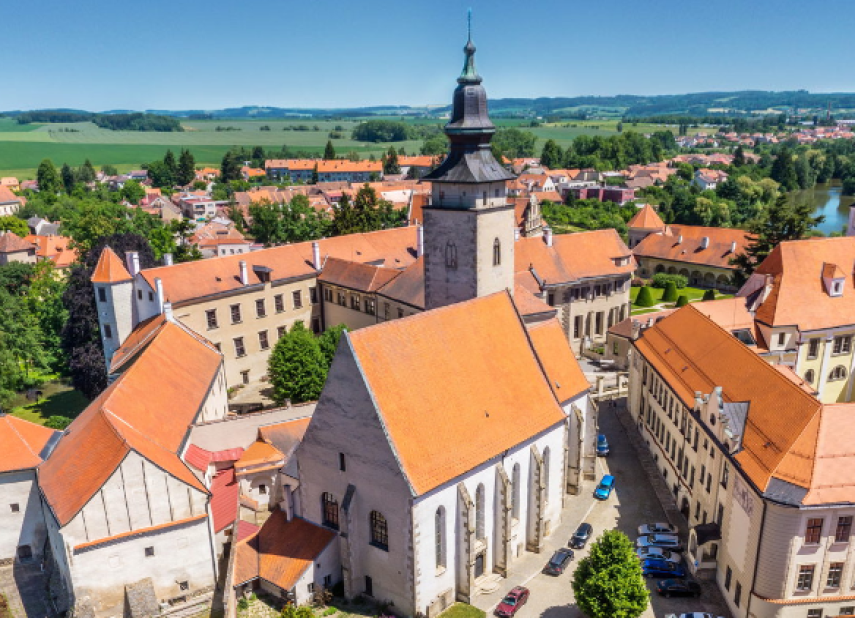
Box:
[470,398,731,618]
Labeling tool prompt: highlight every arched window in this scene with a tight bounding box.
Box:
[493,238,501,266]
[805,369,815,384]
[445,241,457,269]
[543,447,551,505]
[321,493,339,530]
[370,511,388,551]
[475,483,486,540]
[435,507,446,569]
[512,463,521,521]
[830,366,848,381]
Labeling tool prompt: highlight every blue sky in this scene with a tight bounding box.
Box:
[6,0,855,111]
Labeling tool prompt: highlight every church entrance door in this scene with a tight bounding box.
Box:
[474,553,485,578]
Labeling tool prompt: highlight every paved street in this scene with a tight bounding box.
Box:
[469,399,732,618]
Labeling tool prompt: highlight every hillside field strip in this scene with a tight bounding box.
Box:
[0,117,702,177]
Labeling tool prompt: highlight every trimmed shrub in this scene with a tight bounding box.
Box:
[651,272,688,289]
[675,295,689,307]
[702,288,717,301]
[635,286,656,308]
[662,281,678,303]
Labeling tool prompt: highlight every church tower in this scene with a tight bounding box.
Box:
[422,26,517,311]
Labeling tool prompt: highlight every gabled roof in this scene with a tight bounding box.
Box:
[627,204,665,230]
[515,229,635,285]
[233,513,336,589]
[318,257,401,293]
[184,444,244,470]
[139,227,417,305]
[39,322,221,525]
[752,237,855,331]
[91,246,132,284]
[258,417,311,458]
[634,305,822,494]
[632,225,752,270]
[526,319,589,402]
[376,257,425,309]
[236,440,284,469]
[347,292,566,495]
[0,232,34,254]
[0,415,59,473]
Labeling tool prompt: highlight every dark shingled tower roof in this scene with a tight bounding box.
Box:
[424,25,515,185]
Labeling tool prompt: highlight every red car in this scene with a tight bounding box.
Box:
[495,586,530,617]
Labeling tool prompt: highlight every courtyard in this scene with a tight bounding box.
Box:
[468,398,732,618]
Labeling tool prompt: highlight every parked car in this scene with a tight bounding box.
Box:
[596,434,610,456]
[636,534,683,552]
[641,558,686,579]
[594,474,615,500]
[570,523,593,549]
[542,548,574,576]
[495,586,530,617]
[657,579,701,598]
[664,614,724,618]
[636,546,682,563]
[638,522,677,535]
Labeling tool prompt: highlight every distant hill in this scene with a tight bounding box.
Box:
[5,91,855,121]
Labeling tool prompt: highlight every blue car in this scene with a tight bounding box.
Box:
[641,558,686,579]
[594,474,615,500]
[596,434,610,457]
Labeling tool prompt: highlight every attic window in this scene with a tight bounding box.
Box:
[832,280,843,296]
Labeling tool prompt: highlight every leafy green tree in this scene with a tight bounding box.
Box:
[572,530,648,618]
[146,160,174,188]
[421,134,448,156]
[61,163,76,194]
[163,149,178,180]
[319,324,347,366]
[635,286,656,308]
[220,151,242,183]
[332,193,357,236]
[323,140,336,161]
[121,180,146,204]
[0,216,29,237]
[383,146,401,175]
[661,281,678,303]
[540,139,563,170]
[268,321,328,405]
[733,146,746,167]
[37,159,61,195]
[101,164,118,176]
[44,416,73,430]
[79,159,97,184]
[177,149,196,186]
[675,295,689,307]
[733,193,823,283]
[491,128,537,160]
[770,146,798,191]
[311,163,319,185]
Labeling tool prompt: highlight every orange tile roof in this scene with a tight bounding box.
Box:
[233,513,335,589]
[515,229,635,285]
[109,315,167,373]
[236,440,284,470]
[399,155,440,167]
[513,273,555,318]
[318,257,401,293]
[526,319,589,402]
[140,226,417,306]
[74,514,207,552]
[347,292,566,495]
[753,237,855,331]
[23,234,78,267]
[804,403,855,505]
[633,225,753,270]
[39,322,220,525]
[0,415,58,473]
[257,417,311,458]
[91,246,132,284]
[634,305,822,493]
[265,159,383,173]
[0,186,23,204]
[375,257,425,309]
[627,204,665,230]
[0,232,34,254]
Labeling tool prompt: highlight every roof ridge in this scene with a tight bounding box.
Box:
[509,292,565,408]
[3,416,39,460]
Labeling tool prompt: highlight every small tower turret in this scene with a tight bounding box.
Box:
[91,246,134,368]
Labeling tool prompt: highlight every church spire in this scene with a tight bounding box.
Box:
[459,10,480,84]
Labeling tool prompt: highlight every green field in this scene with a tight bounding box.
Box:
[0,115,709,178]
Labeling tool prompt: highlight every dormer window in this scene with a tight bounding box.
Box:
[822,262,845,297]
[832,280,843,296]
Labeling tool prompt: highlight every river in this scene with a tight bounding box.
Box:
[793,181,855,236]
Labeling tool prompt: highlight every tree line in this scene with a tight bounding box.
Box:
[16,111,183,132]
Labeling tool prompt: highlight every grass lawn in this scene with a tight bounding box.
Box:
[439,604,486,618]
[630,285,733,312]
[9,379,90,426]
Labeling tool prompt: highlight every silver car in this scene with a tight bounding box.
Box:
[636,546,682,563]
[636,534,683,552]
[638,522,678,535]
[665,613,725,618]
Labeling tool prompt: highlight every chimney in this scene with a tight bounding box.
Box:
[311,242,322,270]
[239,260,249,285]
[416,226,425,258]
[126,251,140,277]
[514,228,521,242]
[163,253,173,266]
[163,302,174,322]
[730,241,737,254]
[154,277,165,313]
[543,227,553,247]
[700,236,710,249]
[677,235,683,244]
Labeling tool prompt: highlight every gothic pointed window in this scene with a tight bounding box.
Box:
[321,493,339,530]
[475,483,486,540]
[370,511,388,551]
[445,241,457,269]
[543,447,551,505]
[435,507,446,569]
[493,238,501,266]
[512,463,521,521]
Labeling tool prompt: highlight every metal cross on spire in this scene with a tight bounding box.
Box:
[467,8,472,42]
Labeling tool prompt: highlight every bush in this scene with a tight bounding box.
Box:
[651,272,688,289]
[661,281,678,303]
[635,286,656,308]
[44,416,72,430]
[702,288,717,301]
[675,295,689,307]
